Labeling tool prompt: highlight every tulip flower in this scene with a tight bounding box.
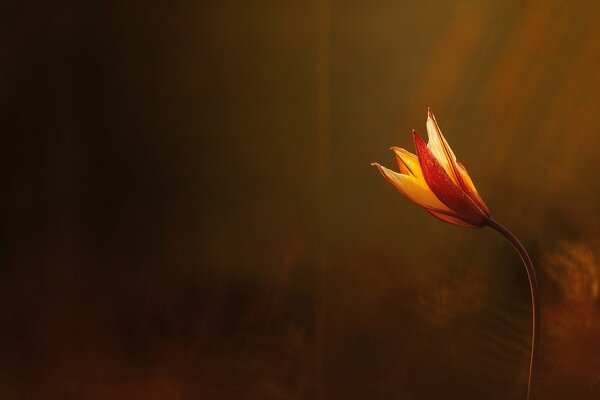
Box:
[372,108,539,400]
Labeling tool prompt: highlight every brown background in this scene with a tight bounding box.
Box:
[2,1,599,399]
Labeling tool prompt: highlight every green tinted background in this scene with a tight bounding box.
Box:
[2,1,599,399]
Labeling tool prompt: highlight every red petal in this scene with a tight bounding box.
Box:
[413,132,487,227]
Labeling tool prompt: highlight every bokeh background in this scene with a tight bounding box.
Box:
[2,0,600,399]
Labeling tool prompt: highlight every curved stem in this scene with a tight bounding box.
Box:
[486,218,539,400]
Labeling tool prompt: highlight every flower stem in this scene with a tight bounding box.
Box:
[486,218,539,400]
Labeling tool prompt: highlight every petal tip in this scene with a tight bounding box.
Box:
[412,130,425,145]
[427,107,436,122]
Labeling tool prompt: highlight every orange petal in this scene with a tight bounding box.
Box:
[371,162,453,214]
[426,108,489,215]
[425,209,481,228]
[413,132,487,227]
[390,147,422,178]
[394,152,411,175]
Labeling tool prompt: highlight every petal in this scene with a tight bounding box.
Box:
[426,209,481,228]
[393,150,411,175]
[413,132,487,227]
[426,108,489,215]
[371,162,453,214]
[426,108,460,184]
[390,147,422,178]
[456,161,490,215]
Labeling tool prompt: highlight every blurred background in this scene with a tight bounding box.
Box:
[1,0,600,399]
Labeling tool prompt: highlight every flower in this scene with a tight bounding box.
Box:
[372,108,490,228]
[372,109,539,399]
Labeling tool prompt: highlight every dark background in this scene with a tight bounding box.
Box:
[2,1,600,399]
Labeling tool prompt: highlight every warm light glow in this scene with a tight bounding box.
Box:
[373,109,539,400]
[372,108,489,228]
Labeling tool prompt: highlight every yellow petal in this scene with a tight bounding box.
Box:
[390,147,422,178]
[426,108,460,184]
[426,108,489,215]
[456,161,490,215]
[371,162,452,213]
